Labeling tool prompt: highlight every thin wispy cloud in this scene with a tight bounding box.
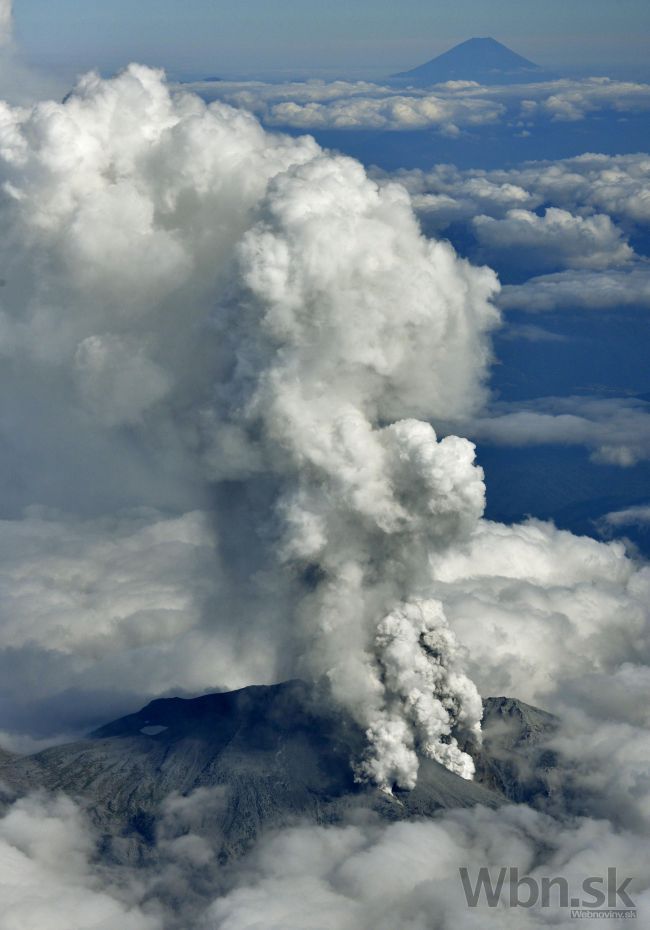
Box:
[0,0,11,47]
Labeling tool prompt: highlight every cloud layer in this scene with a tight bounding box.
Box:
[3,790,649,929]
[207,807,650,929]
[0,795,159,930]
[500,268,650,312]
[466,396,650,467]
[185,76,650,134]
[473,207,634,273]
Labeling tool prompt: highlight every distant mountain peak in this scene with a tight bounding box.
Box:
[390,37,555,87]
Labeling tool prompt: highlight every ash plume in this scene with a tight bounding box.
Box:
[0,65,499,788]
[210,153,499,786]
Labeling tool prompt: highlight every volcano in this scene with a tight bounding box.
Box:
[0,681,558,865]
[390,37,555,86]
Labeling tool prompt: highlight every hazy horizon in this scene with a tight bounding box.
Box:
[13,0,650,82]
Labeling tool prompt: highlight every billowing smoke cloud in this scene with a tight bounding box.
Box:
[0,65,500,787]
[214,153,499,786]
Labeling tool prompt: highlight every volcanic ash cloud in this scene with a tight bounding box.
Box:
[0,65,500,788]
[208,141,500,787]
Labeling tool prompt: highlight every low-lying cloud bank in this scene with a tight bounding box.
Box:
[207,809,650,929]
[473,207,634,273]
[500,268,650,312]
[181,77,504,134]
[0,794,160,930]
[465,396,650,466]
[391,153,650,229]
[385,154,650,292]
[183,76,650,134]
[2,788,649,929]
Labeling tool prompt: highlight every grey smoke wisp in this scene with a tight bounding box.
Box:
[0,1,11,47]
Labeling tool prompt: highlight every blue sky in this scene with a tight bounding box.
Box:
[15,0,650,78]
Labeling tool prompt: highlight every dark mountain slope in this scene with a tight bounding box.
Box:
[476,696,560,805]
[0,682,557,863]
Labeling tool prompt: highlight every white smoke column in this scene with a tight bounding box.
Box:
[215,156,500,788]
[0,1,11,47]
[0,67,500,789]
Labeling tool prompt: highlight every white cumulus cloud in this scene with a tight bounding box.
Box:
[473,208,634,272]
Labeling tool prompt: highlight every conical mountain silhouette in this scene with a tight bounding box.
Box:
[391,37,555,86]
